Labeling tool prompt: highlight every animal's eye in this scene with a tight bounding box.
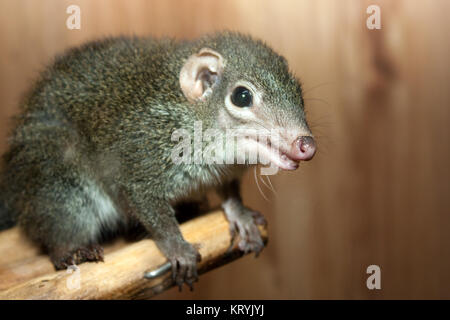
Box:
[231,86,253,107]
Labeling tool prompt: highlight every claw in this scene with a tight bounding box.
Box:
[50,244,105,270]
[186,268,195,291]
[144,241,201,291]
[172,259,178,282]
[226,223,238,254]
[251,211,267,226]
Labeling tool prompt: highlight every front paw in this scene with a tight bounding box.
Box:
[164,240,202,291]
[223,201,267,256]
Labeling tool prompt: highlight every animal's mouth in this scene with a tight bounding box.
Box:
[239,137,299,171]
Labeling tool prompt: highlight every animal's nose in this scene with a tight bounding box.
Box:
[290,136,316,161]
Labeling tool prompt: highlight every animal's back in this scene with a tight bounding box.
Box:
[20,37,183,144]
[0,37,175,231]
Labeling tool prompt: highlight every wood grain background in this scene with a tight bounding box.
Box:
[0,0,449,299]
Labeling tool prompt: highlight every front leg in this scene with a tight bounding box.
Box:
[130,192,201,290]
[217,179,267,256]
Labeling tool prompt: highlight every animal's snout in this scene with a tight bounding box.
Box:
[290,136,316,161]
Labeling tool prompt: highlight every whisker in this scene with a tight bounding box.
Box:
[265,175,277,196]
[303,97,332,107]
[302,81,336,95]
[254,166,269,201]
[259,171,271,189]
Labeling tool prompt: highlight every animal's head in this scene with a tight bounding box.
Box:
[179,32,316,170]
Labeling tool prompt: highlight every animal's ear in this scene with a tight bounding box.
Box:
[179,48,224,102]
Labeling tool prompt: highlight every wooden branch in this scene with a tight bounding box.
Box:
[0,210,267,299]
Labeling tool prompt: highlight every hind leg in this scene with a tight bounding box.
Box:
[17,164,119,270]
[5,120,121,269]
